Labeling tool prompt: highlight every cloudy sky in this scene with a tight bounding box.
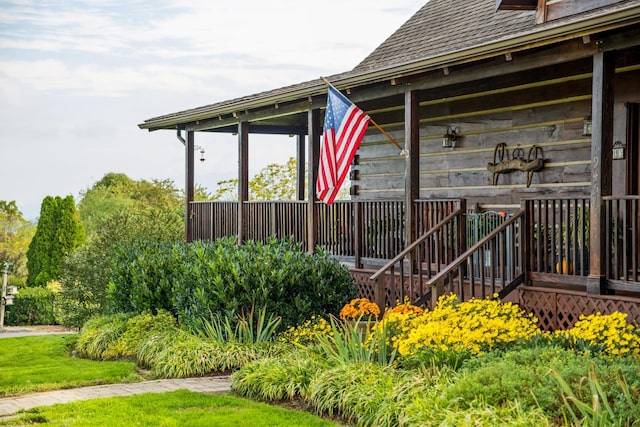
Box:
[0,0,425,220]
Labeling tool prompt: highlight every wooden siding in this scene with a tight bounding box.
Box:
[353,59,640,211]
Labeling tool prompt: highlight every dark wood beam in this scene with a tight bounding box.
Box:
[404,90,420,245]
[185,130,195,242]
[307,109,321,253]
[237,122,249,244]
[351,38,598,104]
[588,51,615,293]
[296,133,305,200]
[197,124,309,135]
[598,26,640,53]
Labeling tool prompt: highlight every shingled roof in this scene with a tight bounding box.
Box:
[354,0,536,72]
[139,0,640,130]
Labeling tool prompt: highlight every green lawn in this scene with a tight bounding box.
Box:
[0,335,142,397]
[1,390,341,427]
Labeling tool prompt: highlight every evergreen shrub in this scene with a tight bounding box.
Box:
[107,237,356,330]
[4,286,55,325]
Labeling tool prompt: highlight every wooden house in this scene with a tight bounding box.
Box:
[139,0,640,330]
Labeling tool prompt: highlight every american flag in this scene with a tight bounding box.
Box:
[316,84,370,205]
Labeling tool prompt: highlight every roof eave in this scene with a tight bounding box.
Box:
[138,5,640,132]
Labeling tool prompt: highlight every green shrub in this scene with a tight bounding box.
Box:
[553,363,640,427]
[7,276,25,288]
[374,367,454,427]
[107,237,357,331]
[54,245,110,329]
[74,311,278,378]
[115,310,177,361]
[447,347,640,422]
[4,286,55,325]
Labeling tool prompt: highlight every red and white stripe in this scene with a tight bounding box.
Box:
[317,105,369,205]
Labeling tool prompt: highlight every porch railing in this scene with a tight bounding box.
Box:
[466,211,512,282]
[524,198,590,279]
[189,196,639,302]
[190,201,238,241]
[605,196,640,283]
[316,200,405,262]
[246,201,308,245]
[424,209,525,307]
[189,199,460,265]
[369,208,466,310]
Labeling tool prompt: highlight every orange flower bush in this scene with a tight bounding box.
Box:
[339,298,380,320]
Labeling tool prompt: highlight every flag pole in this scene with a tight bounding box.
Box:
[369,118,404,152]
[320,77,406,153]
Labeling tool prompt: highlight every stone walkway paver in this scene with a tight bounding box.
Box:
[0,377,231,417]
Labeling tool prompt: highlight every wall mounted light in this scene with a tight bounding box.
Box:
[442,126,459,148]
[612,140,626,160]
[583,115,592,136]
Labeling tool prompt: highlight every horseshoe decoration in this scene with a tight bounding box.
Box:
[487,143,545,187]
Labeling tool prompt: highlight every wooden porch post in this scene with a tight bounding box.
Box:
[588,51,615,294]
[405,89,420,245]
[296,133,306,201]
[237,121,249,244]
[185,130,195,242]
[307,109,321,252]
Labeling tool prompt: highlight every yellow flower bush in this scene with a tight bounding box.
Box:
[370,297,424,348]
[339,298,380,320]
[393,293,540,357]
[556,311,640,356]
[280,315,332,346]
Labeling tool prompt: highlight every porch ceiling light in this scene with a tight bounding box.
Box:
[442,126,459,149]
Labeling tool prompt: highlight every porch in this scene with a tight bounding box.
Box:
[188,196,640,329]
[139,6,640,330]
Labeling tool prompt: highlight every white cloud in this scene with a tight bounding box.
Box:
[0,0,426,219]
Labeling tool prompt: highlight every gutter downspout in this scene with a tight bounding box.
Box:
[176,128,186,145]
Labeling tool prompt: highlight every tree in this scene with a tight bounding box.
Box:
[211,157,350,201]
[55,173,184,327]
[0,200,35,279]
[78,172,183,239]
[26,195,85,287]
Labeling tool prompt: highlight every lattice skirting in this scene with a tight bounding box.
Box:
[350,270,640,332]
[518,286,640,331]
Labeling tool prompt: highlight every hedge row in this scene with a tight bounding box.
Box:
[4,286,55,326]
[107,237,357,330]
